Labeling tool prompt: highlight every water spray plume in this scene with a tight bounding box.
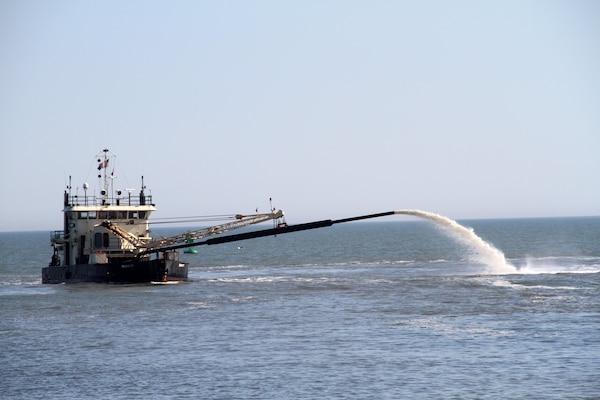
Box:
[394,210,517,274]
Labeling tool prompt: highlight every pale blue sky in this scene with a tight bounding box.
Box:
[1,0,599,231]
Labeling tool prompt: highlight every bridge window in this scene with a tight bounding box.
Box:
[94,232,110,248]
[129,211,147,219]
[94,233,102,248]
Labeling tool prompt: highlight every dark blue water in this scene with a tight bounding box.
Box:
[1,216,599,399]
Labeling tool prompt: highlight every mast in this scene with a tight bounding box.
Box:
[63,175,72,265]
[140,175,146,205]
[98,148,110,205]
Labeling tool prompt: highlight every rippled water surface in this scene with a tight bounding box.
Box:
[1,217,599,399]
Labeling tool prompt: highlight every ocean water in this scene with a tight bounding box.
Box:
[1,215,599,399]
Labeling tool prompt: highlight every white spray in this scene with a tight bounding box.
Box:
[394,210,516,274]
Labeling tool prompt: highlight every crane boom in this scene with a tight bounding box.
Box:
[98,210,286,255]
[99,220,147,248]
[141,210,285,250]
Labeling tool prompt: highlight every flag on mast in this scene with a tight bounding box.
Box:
[97,159,109,170]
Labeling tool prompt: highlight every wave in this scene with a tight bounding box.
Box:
[515,257,600,275]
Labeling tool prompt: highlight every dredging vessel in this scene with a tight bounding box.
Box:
[43,149,407,284]
[42,149,285,284]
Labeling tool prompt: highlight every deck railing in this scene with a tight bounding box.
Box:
[64,194,153,207]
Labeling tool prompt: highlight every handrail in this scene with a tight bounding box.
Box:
[64,194,154,207]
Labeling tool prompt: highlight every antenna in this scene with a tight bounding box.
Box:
[83,182,89,206]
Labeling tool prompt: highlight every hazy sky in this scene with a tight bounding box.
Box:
[1,0,599,231]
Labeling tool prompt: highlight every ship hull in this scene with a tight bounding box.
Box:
[42,257,188,284]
